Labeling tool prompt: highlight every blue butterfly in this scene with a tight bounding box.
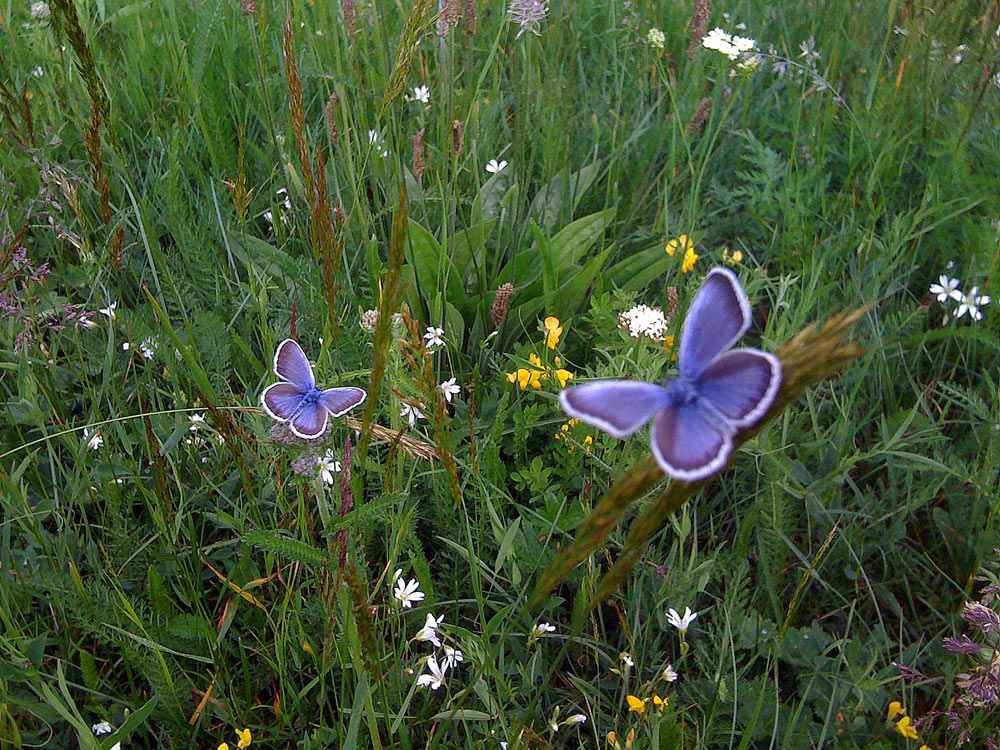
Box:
[559,267,781,481]
[260,339,367,439]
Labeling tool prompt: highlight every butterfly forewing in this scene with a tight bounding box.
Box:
[560,381,672,438]
[651,402,733,481]
[289,402,329,439]
[678,267,751,379]
[320,387,367,417]
[274,339,315,390]
[261,382,306,422]
[695,348,781,428]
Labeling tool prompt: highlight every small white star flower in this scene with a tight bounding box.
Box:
[393,577,425,608]
[92,722,121,750]
[929,275,962,302]
[318,449,342,485]
[442,646,464,669]
[439,377,461,402]
[139,337,157,360]
[406,85,431,104]
[531,621,556,638]
[416,655,448,690]
[83,428,102,451]
[415,613,445,647]
[400,403,424,427]
[955,287,990,321]
[666,606,698,633]
[485,159,508,174]
[662,664,679,682]
[121,342,130,351]
[423,326,446,349]
[620,651,634,668]
[98,302,117,319]
[189,413,206,430]
[564,714,587,726]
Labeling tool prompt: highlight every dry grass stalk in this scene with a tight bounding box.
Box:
[491,282,515,327]
[343,416,438,461]
[411,128,426,179]
[452,119,464,157]
[0,78,35,149]
[687,0,711,60]
[462,0,478,36]
[379,0,436,117]
[50,0,109,122]
[324,91,340,146]
[437,0,461,36]
[686,97,713,135]
[529,306,869,609]
[313,147,340,333]
[282,14,315,203]
[240,0,257,14]
[222,131,252,222]
[340,0,357,39]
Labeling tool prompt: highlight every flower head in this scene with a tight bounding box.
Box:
[318,449,342,485]
[894,715,918,739]
[83,428,102,451]
[665,234,693,257]
[189,413,207,430]
[662,664,678,682]
[236,728,252,748]
[406,85,431,104]
[929,275,962,303]
[626,695,648,714]
[543,316,563,348]
[393,577,425,608]
[564,713,587,726]
[416,655,448,689]
[423,326,446,349]
[666,606,698,633]
[415,612,445,647]
[887,701,905,721]
[139,337,157,360]
[955,287,990,321]
[620,651,634,668]
[98,301,118,319]
[555,368,574,387]
[702,27,757,60]
[681,246,699,274]
[439,377,461,402]
[486,159,508,174]
[508,0,548,39]
[442,645,464,668]
[400,402,425,426]
[647,28,665,50]
[92,722,121,750]
[618,305,669,341]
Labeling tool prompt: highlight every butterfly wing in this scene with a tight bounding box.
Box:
[320,387,367,417]
[289,400,329,439]
[261,382,306,421]
[650,402,733,481]
[559,381,672,438]
[273,338,315,390]
[695,348,781,428]
[679,267,752,380]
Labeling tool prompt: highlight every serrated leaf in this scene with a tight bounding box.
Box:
[242,530,328,565]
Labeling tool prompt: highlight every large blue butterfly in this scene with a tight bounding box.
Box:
[260,339,367,439]
[559,267,781,481]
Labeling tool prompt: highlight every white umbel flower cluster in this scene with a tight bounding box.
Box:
[702,27,757,60]
[619,305,669,341]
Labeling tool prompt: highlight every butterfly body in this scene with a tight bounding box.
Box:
[559,267,781,481]
[260,338,367,439]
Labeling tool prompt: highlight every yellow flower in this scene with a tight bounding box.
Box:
[919,746,931,750]
[543,316,563,349]
[681,246,699,273]
[236,728,252,748]
[626,695,648,714]
[665,234,693,257]
[218,745,230,750]
[895,716,918,740]
[652,695,668,709]
[529,352,542,367]
[555,369,574,387]
[568,418,579,427]
[887,701,905,721]
[583,435,593,453]
[722,248,744,265]
[506,371,517,383]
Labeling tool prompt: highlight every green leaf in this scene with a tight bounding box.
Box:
[242,530,328,565]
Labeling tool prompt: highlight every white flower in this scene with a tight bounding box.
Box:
[189,414,206,431]
[368,129,381,144]
[318,449,342,485]
[276,187,292,210]
[666,606,698,633]
[83,428,102,451]
[702,27,757,60]
[549,720,560,733]
[139,337,157,360]
[564,714,587,726]
[92,721,121,750]
[367,130,390,157]
[929,275,962,303]
[442,645,464,668]
[423,326,446,349]
[406,85,431,104]
[393,577,425,608]
[646,28,665,50]
[98,301,118,319]
[400,403,424,427]
[30,2,51,22]
[415,613,444,647]
[485,159,508,174]
[955,288,990,321]
[508,0,549,39]
[439,378,461,402]
[662,664,679,682]
[121,342,130,351]
[529,621,556,643]
[32,66,44,78]
[391,567,404,585]
[416,655,448,690]
[620,651,634,668]
[951,44,968,64]
[618,304,669,341]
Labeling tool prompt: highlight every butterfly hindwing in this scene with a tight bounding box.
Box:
[261,382,306,422]
[695,348,781,428]
[289,401,329,439]
[650,402,733,481]
[274,338,315,390]
[559,381,672,438]
[678,267,752,379]
[320,387,367,417]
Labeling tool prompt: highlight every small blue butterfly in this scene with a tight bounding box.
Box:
[260,339,367,439]
[559,267,781,481]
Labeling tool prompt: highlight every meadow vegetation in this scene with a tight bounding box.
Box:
[2,0,999,747]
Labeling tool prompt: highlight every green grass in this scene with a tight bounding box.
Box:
[2,0,999,747]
